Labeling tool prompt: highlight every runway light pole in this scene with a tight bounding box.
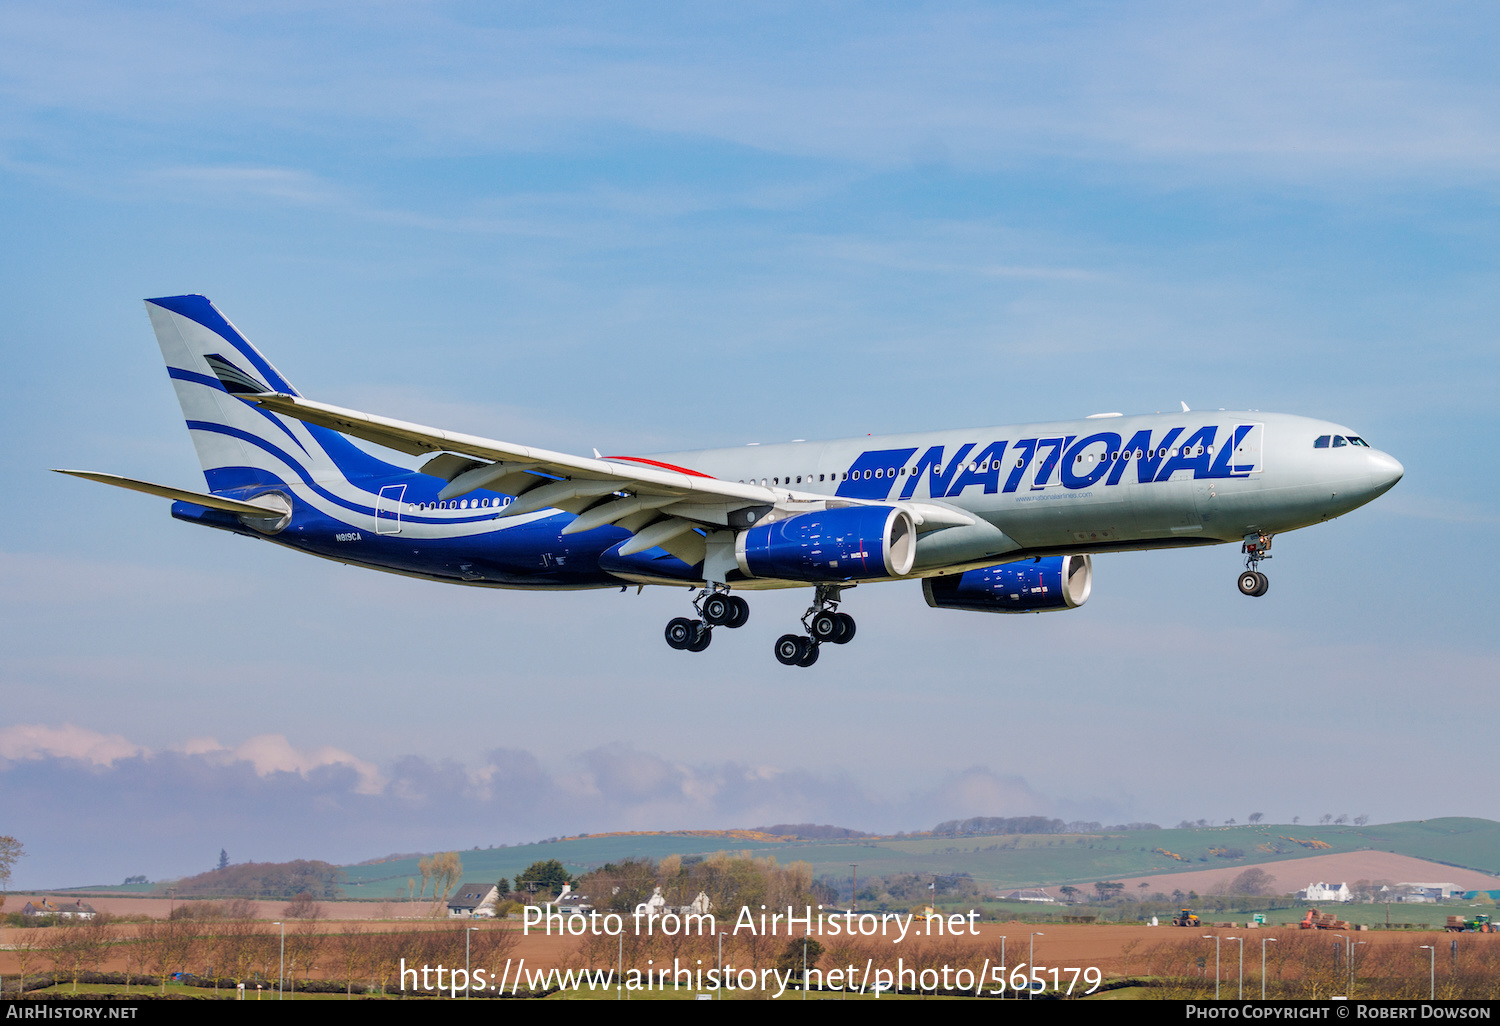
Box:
[466,927,478,999]
[1203,935,1220,1000]
[1228,936,1243,999]
[1029,932,1043,999]
[274,922,284,1001]
[1420,945,1435,1000]
[1261,937,1276,1000]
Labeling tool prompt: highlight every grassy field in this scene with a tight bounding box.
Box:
[57,817,1500,902]
[326,817,1500,900]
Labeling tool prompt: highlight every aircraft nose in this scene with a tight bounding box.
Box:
[1367,450,1404,495]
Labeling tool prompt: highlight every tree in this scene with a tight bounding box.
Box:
[1229,867,1275,896]
[1353,815,1369,826]
[283,891,324,919]
[1249,813,1264,824]
[516,859,574,899]
[218,849,230,872]
[1059,885,1079,903]
[430,852,463,902]
[775,937,823,978]
[1319,814,1333,825]
[0,835,24,907]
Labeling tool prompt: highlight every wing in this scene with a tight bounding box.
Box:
[247,392,973,567]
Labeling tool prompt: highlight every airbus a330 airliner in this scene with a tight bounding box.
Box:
[59,296,1404,667]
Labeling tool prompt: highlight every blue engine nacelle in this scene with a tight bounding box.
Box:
[736,505,916,582]
[922,555,1092,613]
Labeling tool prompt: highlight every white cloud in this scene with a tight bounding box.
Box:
[197,734,385,795]
[0,723,142,765]
[0,723,381,793]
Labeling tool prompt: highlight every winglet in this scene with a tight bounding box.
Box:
[1180,401,1191,413]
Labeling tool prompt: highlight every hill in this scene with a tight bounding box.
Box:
[329,817,1500,900]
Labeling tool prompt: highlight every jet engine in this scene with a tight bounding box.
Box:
[922,554,1092,613]
[736,505,916,582]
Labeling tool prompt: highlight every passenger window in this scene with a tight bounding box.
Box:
[1314,436,1330,448]
[1332,436,1347,448]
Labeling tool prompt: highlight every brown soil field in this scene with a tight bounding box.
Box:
[1113,852,1500,897]
[4,918,1495,980]
[4,895,427,920]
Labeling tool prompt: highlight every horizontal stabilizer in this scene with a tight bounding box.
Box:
[52,470,290,517]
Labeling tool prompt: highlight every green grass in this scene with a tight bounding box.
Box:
[56,817,1500,902]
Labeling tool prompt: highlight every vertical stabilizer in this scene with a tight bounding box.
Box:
[145,295,403,493]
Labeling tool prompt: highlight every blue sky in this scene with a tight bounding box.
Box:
[2,2,1497,888]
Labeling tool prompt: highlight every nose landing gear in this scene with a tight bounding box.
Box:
[1238,533,1272,597]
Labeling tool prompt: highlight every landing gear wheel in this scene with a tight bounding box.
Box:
[810,611,840,642]
[795,639,820,667]
[665,617,696,649]
[775,634,804,666]
[702,594,733,626]
[685,622,712,652]
[1237,571,1262,597]
[1252,571,1269,597]
[726,595,749,628]
[832,612,856,644]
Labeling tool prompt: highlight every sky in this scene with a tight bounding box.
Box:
[2,2,1497,889]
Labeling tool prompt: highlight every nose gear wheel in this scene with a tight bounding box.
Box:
[1238,533,1273,598]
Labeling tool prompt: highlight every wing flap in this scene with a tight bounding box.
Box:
[248,392,773,503]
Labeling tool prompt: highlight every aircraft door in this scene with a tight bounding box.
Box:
[376,484,406,535]
[1228,423,1265,475]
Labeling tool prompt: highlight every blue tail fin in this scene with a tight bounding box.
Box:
[145,295,405,493]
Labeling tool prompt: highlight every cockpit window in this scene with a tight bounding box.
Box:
[1332,435,1347,447]
[1347,436,1370,447]
[1314,435,1330,448]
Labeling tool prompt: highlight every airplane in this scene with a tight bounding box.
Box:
[57,295,1405,667]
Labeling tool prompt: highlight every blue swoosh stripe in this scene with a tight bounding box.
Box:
[168,366,310,455]
[147,295,298,395]
[186,420,516,528]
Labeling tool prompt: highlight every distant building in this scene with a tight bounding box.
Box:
[1000,888,1056,903]
[1297,882,1352,903]
[22,899,96,920]
[446,883,499,918]
[553,883,593,915]
[1395,883,1465,902]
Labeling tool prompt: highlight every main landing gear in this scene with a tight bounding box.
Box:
[1238,533,1272,597]
[664,588,749,653]
[775,585,857,669]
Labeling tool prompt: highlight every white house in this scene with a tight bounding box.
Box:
[446,883,500,918]
[1296,882,1352,902]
